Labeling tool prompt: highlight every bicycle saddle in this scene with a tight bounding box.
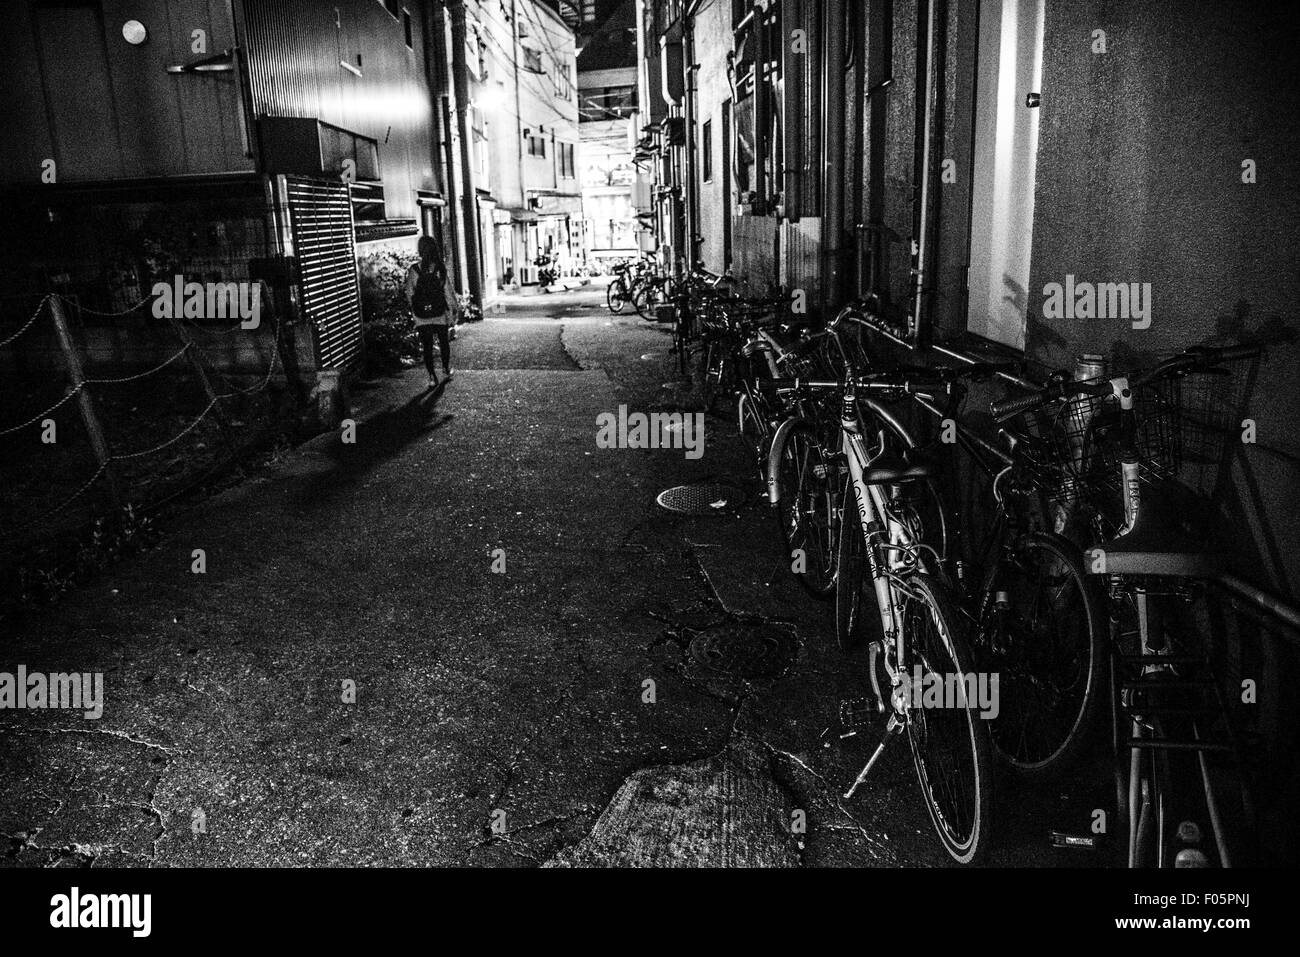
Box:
[1094,484,1223,578]
[863,447,939,484]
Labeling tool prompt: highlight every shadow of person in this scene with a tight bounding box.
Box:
[292,383,455,510]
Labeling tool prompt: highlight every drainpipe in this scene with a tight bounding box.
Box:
[821,0,847,311]
[753,1,769,218]
[449,0,484,307]
[683,0,705,270]
[850,0,867,297]
[911,0,941,344]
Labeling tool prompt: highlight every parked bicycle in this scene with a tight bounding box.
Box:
[768,369,994,863]
[991,343,1264,866]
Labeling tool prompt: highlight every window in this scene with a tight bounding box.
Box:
[702,119,713,182]
[559,142,576,179]
[522,46,544,74]
[471,108,490,183]
[383,0,399,19]
[527,135,546,158]
[554,64,573,101]
[402,9,412,49]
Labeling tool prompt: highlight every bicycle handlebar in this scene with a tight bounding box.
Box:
[989,344,1264,421]
[764,370,954,396]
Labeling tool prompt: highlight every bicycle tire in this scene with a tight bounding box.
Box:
[606,278,630,314]
[771,420,838,598]
[903,572,996,865]
[736,388,771,484]
[975,531,1105,779]
[634,279,661,319]
[698,341,728,412]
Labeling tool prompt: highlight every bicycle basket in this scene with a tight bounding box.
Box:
[1168,363,1255,496]
[1011,375,1180,506]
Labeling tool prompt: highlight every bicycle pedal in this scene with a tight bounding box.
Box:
[1050,831,1098,850]
[839,696,876,731]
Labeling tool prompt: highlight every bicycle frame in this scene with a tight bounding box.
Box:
[1094,373,1234,867]
[839,383,932,687]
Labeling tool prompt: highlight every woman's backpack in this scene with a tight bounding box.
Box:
[411,262,448,319]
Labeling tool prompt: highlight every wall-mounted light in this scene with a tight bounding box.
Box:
[122,20,148,45]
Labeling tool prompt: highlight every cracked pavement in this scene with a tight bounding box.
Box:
[0,285,1113,867]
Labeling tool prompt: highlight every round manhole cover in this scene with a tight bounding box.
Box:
[688,622,797,678]
[656,483,744,514]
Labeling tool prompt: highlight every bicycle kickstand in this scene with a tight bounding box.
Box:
[843,713,904,799]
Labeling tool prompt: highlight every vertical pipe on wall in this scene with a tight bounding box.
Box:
[684,4,701,270]
[850,0,868,297]
[821,0,847,310]
[449,0,484,307]
[911,0,941,344]
[865,0,892,301]
[753,0,769,218]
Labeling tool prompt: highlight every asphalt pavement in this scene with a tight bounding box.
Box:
[0,285,1115,867]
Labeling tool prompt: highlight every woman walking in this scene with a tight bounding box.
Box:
[405,236,456,388]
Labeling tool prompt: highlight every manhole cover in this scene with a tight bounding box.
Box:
[656,483,743,514]
[688,622,797,678]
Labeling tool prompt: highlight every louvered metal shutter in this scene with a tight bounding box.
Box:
[285,178,362,372]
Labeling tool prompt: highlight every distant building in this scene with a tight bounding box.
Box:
[457,0,581,292]
[576,0,640,263]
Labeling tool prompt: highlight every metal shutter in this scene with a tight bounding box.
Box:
[285,178,362,372]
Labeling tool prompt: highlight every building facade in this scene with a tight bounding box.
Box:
[456,0,581,292]
[0,0,460,380]
[639,0,1300,855]
[577,0,640,263]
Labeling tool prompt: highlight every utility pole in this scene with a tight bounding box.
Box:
[448,0,485,307]
[426,2,467,296]
[511,0,526,282]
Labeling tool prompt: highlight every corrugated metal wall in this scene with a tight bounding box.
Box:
[286,178,363,371]
[0,0,253,183]
[239,0,438,221]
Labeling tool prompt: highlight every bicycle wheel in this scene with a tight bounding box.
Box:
[606,278,629,314]
[771,421,839,597]
[975,531,1105,779]
[902,572,995,864]
[697,340,729,412]
[736,387,771,483]
[634,279,663,319]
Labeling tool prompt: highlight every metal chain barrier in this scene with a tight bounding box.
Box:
[109,397,220,460]
[86,344,193,385]
[4,292,287,536]
[57,292,155,318]
[0,387,83,437]
[0,295,51,349]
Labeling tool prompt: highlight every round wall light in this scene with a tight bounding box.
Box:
[122,20,148,45]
